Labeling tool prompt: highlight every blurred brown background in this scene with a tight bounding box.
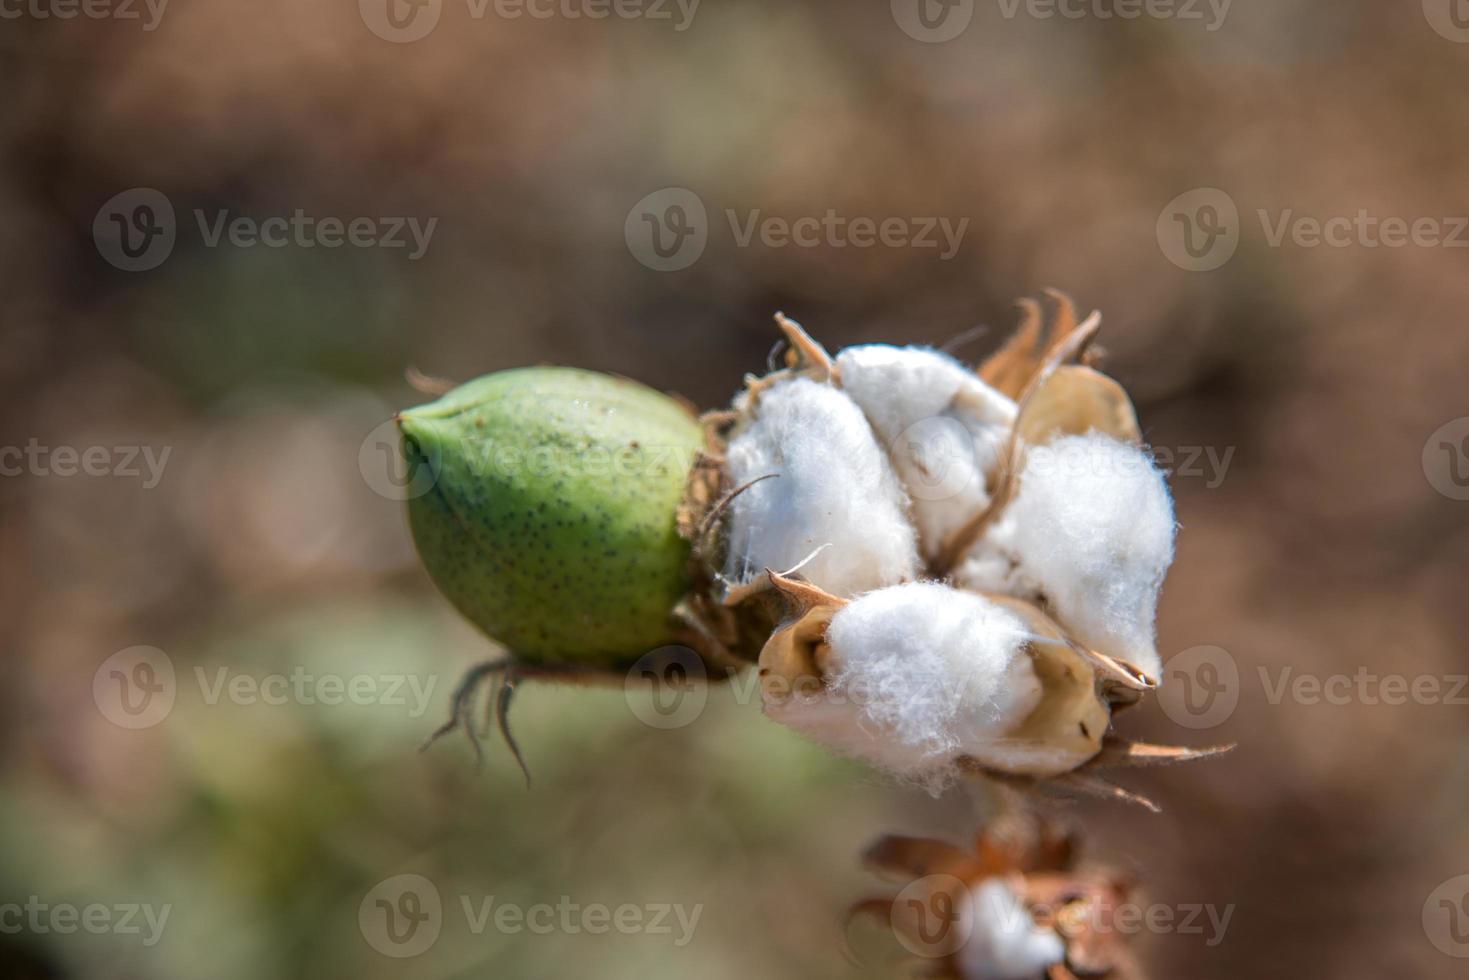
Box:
[3,1,1468,977]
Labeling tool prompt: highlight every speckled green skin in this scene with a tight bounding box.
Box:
[399,367,704,665]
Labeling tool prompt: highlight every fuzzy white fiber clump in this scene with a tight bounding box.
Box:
[723,378,919,598]
[957,879,1066,980]
[958,433,1174,681]
[834,345,1017,558]
[764,583,1041,788]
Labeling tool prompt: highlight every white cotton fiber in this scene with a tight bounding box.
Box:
[957,879,1066,980]
[762,583,1041,787]
[957,433,1174,681]
[834,345,1016,558]
[723,378,919,598]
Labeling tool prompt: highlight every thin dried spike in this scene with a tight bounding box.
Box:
[699,409,740,429]
[773,311,837,381]
[933,311,1102,576]
[766,338,788,373]
[1088,738,1235,770]
[978,297,1045,397]
[938,322,989,356]
[479,674,501,739]
[1042,287,1078,341]
[697,472,779,545]
[463,688,485,770]
[405,365,456,396]
[421,657,512,753]
[767,567,848,613]
[1071,641,1157,694]
[741,371,783,402]
[722,571,774,608]
[671,599,749,673]
[496,673,532,788]
[1055,773,1162,813]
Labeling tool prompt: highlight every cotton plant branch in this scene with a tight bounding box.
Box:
[395,290,1231,979]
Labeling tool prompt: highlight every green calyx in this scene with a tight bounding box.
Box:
[399,367,705,666]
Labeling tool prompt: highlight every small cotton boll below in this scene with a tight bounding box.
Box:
[957,433,1174,681]
[834,345,1016,557]
[763,583,1041,788]
[957,879,1066,980]
[723,378,918,598]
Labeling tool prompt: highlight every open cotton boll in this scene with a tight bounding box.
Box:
[834,345,1017,558]
[957,879,1067,980]
[763,583,1041,788]
[957,433,1174,681]
[723,378,919,598]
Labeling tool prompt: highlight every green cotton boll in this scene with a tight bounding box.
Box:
[397,367,705,666]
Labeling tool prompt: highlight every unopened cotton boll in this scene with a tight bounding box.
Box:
[957,879,1067,980]
[723,378,919,598]
[762,582,1041,787]
[957,433,1174,681]
[834,345,1016,559]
